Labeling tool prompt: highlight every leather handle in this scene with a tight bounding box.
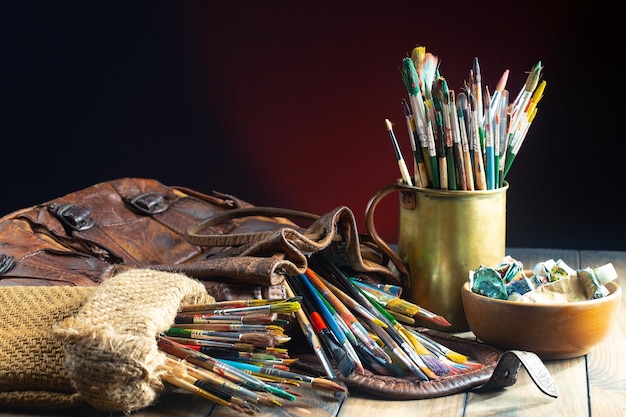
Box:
[186,207,321,247]
[364,183,411,288]
[473,350,559,398]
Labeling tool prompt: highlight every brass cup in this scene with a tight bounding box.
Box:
[366,181,508,331]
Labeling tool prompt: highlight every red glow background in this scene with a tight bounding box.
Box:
[1,1,621,250]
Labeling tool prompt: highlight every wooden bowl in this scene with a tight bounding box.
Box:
[461,280,622,359]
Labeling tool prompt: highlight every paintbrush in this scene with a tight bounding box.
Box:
[218,359,347,393]
[448,89,468,190]
[361,311,429,380]
[165,327,288,348]
[170,323,286,334]
[401,98,428,187]
[455,91,475,190]
[186,346,297,368]
[347,277,403,298]
[350,279,451,327]
[432,76,456,190]
[180,297,302,312]
[401,58,432,186]
[385,118,413,186]
[189,346,283,361]
[365,292,448,377]
[162,336,256,352]
[467,93,487,190]
[179,301,301,316]
[175,312,281,325]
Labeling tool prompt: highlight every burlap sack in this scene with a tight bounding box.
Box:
[0,269,214,412]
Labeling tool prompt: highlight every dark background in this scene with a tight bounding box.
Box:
[1,1,622,250]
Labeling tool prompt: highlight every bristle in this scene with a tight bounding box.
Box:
[418,365,439,380]
[418,52,439,99]
[495,69,510,93]
[431,315,452,327]
[444,350,469,364]
[311,378,348,393]
[410,46,426,67]
[385,298,420,316]
[240,333,275,348]
[420,355,449,376]
[457,360,485,371]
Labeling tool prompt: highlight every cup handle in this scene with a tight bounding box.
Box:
[365,183,411,288]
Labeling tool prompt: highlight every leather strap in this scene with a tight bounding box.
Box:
[473,350,559,398]
[186,207,322,247]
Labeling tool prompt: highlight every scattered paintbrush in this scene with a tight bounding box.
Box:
[218,359,347,393]
[180,297,302,312]
[157,335,297,402]
[350,279,451,327]
[304,269,392,365]
[291,274,359,377]
[179,301,301,316]
[175,312,282,325]
[164,355,267,411]
[385,118,414,186]
[163,336,256,352]
[161,365,249,414]
[165,327,287,348]
[283,279,337,379]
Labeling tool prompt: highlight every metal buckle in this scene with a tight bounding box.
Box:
[130,193,168,215]
[0,254,14,275]
[49,203,95,231]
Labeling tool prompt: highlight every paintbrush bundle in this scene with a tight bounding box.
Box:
[157,296,349,413]
[284,256,485,383]
[390,46,545,191]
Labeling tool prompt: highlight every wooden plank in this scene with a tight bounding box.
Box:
[465,357,588,417]
[337,394,466,417]
[580,251,626,416]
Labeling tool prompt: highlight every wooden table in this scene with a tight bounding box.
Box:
[2,248,624,417]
